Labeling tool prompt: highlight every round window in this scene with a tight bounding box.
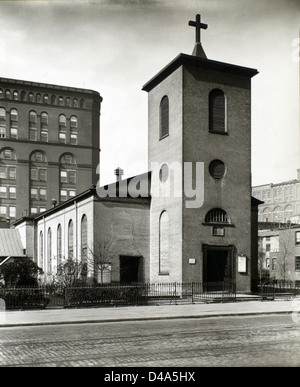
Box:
[209,160,226,179]
[159,163,169,182]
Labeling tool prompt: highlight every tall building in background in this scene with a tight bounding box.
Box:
[0,78,102,223]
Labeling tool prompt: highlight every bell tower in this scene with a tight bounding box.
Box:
[143,14,258,292]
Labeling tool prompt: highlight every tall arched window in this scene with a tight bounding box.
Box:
[81,215,87,261]
[47,228,52,274]
[68,220,74,259]
[58,96,64,106]
[13,91,18,100]
[5,90,11,99]
[209,89,226,133]
[10,109,18,122]
[159,96,169,139]
[159,211,170,274]
[81,215,88,278]
[0,108,6,121]
[57,224,62,266]
[39,231,44,268]
[40,112,48,142]
[0,108,6,138]
[73,98,78,108]
[29,111,37,141]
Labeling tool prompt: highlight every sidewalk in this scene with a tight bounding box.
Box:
[0,299,297,327]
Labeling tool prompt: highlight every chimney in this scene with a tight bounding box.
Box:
[114,167,124,182]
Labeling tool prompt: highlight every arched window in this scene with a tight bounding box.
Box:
[0,89,3,99]
[284,205,293,221]
[262,207,271,222]
[51,95,57,105]
[58,96,64,106]
[60,153,76,165]
[43,94,49,104]
[0,108,6,120]
[21,91,26,101]
[66,97,71,106]
[73,98,78,108]
[205,208,231,224]
[13,90,18,100]
[41,112,48,125]
[70,115,77,128]
[0,148,16,160]
[59,114,66,126]
[39,231,44,268]
[36,93,41,103]
[5,90,11,99]
[81,215,88,278]
[80,99,85,108]
[57,224,62,266]
[209,89,226,133]
[10,109,18,121]
[273,206,283,222]
[28,92,34,102]
[30,150,47,163]
[40,113,49,141]
[68,220,74,259]
[159,96,169,139]
[29,111,37,123]
[47,228,52,274]
[159,211,169,274]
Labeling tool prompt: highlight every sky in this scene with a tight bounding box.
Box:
[0,0,299,186]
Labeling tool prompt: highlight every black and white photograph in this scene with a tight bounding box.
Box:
[0,0,299,371]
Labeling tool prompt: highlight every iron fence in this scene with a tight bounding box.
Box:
[0,281,236,310]
[259,280,300,300]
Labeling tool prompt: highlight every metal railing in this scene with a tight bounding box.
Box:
[0,281,236,310]
[259,280,300,300]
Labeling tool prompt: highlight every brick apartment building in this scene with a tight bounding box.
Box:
[0,78,102,223]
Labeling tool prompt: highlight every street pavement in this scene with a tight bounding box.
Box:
[0,298,298,327]
[0,314,299,367]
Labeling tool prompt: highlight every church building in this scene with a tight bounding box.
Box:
[2,15,260,293]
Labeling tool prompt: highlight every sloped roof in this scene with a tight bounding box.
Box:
[0,229,25,257]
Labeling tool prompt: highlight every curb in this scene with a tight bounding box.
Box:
[0,310,293,328]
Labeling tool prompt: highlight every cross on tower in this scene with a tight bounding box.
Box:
[188,14,208,44]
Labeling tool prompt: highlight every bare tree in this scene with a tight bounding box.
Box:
[88,237,118,284]
[55,256,87,287]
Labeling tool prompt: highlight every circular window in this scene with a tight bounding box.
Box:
[209,160,226,179]
[159,163,169,182]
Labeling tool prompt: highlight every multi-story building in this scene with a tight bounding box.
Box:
[252,169,300,224]
[0,78,102,223]
[258,223,300,284]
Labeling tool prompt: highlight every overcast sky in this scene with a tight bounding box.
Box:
[0,0,299,186]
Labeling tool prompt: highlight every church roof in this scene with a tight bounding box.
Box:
[142,53,259,92]
[0,229,25,258]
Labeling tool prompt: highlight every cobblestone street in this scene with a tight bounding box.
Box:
[0,314,300,367]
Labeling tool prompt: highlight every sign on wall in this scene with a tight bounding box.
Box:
[238,255,247,273]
